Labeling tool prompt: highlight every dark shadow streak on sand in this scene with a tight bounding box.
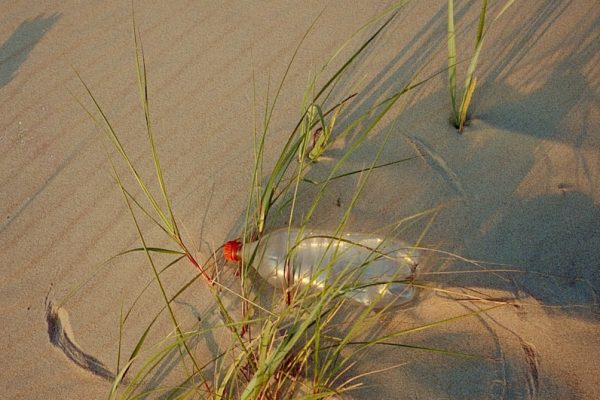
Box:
[45,300,117,382]
[0,14,78,235]
[0,13,62,88]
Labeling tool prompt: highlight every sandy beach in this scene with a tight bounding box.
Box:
[1,1,598,398]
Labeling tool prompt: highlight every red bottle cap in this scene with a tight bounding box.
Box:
[223,240,242,262]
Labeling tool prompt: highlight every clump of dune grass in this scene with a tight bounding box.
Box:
[65,3,524,399]
[447,0,514,132]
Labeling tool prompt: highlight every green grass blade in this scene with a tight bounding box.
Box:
[496,0,516,20]
[57,245,183,310]
[303,156,417,185]
[256,8,404,234]
[111,160,208,391]
[339,341,487,360]
[254,10,325,229]
[122,256,185,323]
[313,6,406,101]
[74,70,174,234]
[120,247,185,256]
[447,0,458,125]
[116,302,125,376]
[120,329,206,399]
[459,0,514,131]
[476,0,488,44]
[132,10,180,239]
[359,304,507,352]
[458,0,486,131]
[459,76,477,132]
[109,358,135,400]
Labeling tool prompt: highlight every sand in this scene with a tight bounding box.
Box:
[1,1,598,398]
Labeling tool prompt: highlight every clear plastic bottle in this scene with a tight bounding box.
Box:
[224,228,419,309]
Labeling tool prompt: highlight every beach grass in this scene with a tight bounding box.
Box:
[447,0,515,132]
[66,3,523,399]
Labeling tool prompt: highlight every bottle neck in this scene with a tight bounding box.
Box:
[240,240,259,262]
[224,239,259,262]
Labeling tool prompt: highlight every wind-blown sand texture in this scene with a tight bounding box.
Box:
[1,1,598,398]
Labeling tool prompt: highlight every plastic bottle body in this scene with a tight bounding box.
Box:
[233,228,418,309]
